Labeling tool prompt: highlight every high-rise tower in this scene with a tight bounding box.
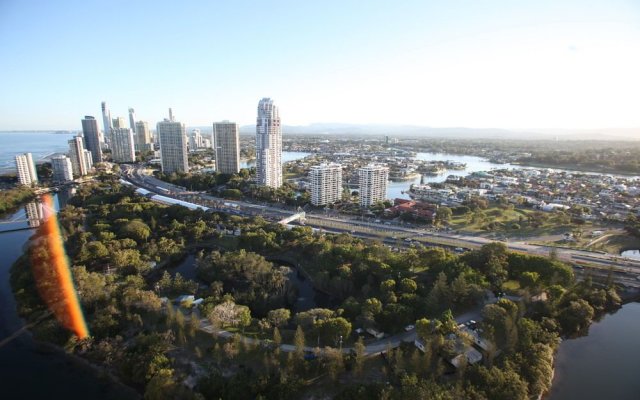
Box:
[256,98,282,188]
[101,101,112,141]
[310,163,343,206]
[213,121,240,174]
[128,108,137,133]
[157,110,189,174]
[135,121,152,152]
[110,128,136,163]
[68,135,89,176]
[15,153,38,186]
[358,164,389,207]
[81,116,103,164]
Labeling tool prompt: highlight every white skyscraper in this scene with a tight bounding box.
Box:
[68,136,89,176]
[83,149,94,171]
[110,128,136,163]
[358,164,389,207]
[101,101,112,142]
[15,153,38,186]
[135,121,152,152]
[256,98,282,188]
[157,110,189,174]
[309,163,343,206]
[24,202,44,228]
[213,121,240,174]
[51,155,74,183]
[128,108,136,133]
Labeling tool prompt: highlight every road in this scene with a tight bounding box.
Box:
[197,294,499,356]
[120,164,640,288]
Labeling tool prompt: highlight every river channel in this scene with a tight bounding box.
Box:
[0,191,139,399]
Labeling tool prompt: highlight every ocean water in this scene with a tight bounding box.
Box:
[0,131,77,173]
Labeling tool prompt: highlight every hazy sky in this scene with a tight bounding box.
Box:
[1,0,639,130]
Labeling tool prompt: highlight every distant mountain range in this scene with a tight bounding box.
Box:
[186,123,640,140]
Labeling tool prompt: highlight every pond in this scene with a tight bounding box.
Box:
[620,249,640,260]
[169,252,328,312]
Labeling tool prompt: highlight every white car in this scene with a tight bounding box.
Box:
[404,324,415,331]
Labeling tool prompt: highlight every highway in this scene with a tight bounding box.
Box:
[120,165,640,288]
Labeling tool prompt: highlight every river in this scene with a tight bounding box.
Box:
[0,191,139,400]
[546,302,640,400]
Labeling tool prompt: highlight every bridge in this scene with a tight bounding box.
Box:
[0,199,56,234]
[278,208,306,225]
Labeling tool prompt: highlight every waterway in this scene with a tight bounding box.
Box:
[0,191,139,399]
[546,302,640,400]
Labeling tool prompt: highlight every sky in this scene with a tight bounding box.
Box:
[0,0,639,131]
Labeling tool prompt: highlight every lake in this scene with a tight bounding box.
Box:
[546,302,640,400]
[620,249,640,260]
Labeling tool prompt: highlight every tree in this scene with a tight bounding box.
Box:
[267,308,291,328]
[353,336,365,377]
[557,299,594,334]
[323,347,344,381]
[294,325,306,360]
[121,220,151,243]
[315,317,352,346]
[435,206,452,224]
[519,271,539,289]
[415,318,432,341]
[399,278,417,294]
[208,300,252,329]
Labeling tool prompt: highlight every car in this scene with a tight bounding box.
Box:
[404,238,413,242]
[404,324,415,331]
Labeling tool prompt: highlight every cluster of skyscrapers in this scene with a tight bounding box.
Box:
[15,97,389,208]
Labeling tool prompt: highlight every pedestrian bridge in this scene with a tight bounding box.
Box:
[279,210,306,225]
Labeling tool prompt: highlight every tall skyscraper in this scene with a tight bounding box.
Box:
[213,121,240,174]
[101,101,112,140]
[110,128,136,163]
[358,164,389,207]
[82,115,103,164]
[157,110,189,174]
[310,163,343,206]
[68,135,89,176]
[51,155,74,183]
[256,98,282,188]
[112,116,127,129]
[135,121,152,152]
[128,108,136,133]
[15,153,38,186]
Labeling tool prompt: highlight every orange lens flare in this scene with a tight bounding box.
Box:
[30,194,89,339]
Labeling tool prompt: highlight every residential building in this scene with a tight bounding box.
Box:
[110,128,136,163]
[68,135,89,176]
[128,108,136,133]
[82,115,103,163]
[157,110,189,173]
[15,153,38,186]
[135,121,152,152]
[358,164,389,207]
[213,121,240,174]
[51,155,74,183]
[256,98,282,187]
[309,163,343,206]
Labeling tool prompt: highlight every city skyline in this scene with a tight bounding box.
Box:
[1,1,639,131]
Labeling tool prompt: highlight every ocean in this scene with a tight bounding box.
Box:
[0,131,77,173]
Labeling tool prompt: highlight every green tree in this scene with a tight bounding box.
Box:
[267,308,291,328]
